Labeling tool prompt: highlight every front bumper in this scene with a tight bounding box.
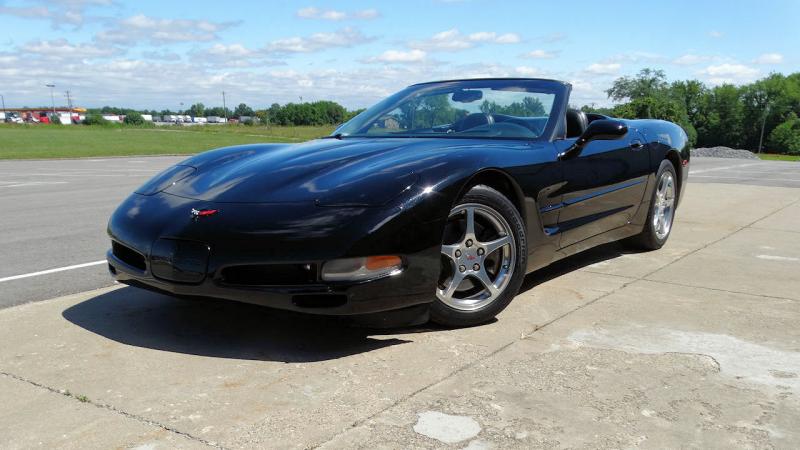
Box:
[106,192,443,315]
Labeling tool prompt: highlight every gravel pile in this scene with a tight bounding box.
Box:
[691,146,759,159]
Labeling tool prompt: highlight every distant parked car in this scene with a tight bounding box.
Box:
[4,112,23,123]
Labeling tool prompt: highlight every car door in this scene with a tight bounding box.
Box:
[553,128,651,248]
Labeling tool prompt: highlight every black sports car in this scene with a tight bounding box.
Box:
[107,78,689,327]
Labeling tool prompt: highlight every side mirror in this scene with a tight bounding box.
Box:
[559,119,628,159]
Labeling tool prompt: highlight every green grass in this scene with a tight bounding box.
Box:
[758,153,800,161]
[0,123,335,159]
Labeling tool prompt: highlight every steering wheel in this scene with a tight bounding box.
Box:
[454,113,494,132]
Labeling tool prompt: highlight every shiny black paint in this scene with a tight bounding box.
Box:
[107,80,689,316]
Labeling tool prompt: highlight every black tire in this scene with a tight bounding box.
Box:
[430,185,527,327]
[625,160,678,250]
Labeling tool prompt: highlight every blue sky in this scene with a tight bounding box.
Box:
[0,0,797,110]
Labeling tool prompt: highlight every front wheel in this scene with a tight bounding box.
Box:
[431,185,527,327]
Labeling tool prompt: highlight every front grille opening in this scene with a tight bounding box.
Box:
[112,241,146,271]
[292,294,347,309]
[220,263,318,286]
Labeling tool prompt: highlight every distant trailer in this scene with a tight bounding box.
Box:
[102,115,121,122]
[141,114,153,122]
[206,116,221,123]
[58,112,72,125]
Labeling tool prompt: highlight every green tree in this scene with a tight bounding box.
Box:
[234,103,254,118]
[606,68,668,102]
[83,114,109,126]
[697,84,745,148]
[123,111,145,125]
[767,113,800,154]
[188,102,205,117]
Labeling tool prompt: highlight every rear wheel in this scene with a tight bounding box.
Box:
[626,160,677,250]
[431,185,527,327]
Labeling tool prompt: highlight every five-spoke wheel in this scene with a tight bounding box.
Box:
[431,185,526,327]
[437,203,516,310]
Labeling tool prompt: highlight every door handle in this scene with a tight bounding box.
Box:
[629,140,644,150]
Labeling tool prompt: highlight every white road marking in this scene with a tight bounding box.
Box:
[691,175,800,182]
[689,162,765,174]
[756,254,800,262]
[0,181,69,188]
[0,260,107,283]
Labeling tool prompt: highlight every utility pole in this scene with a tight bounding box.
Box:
[758,103,770,154]
[46,83,56,115]
[0,94,5,116]
[222,91,227,121]
[65,90,73,111]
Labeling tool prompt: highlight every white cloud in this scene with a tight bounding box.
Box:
[207,43,253,57]
[698,63,760,84]
[410,29,521,51]
[370,49,427,63]
[585,63,621,75]
[523,49,557,59]
[0,0,112,28]
[470,32,520,44]
[0,5,50,19]
[265,27,373,53]
[296,7,379,20]
[96,14,240,45]
[753,53,783,64]
[604,51,665,64]
[514,66,545,76]
[21,39,120,59]
[708,30,724,38]
[672,54,712,66]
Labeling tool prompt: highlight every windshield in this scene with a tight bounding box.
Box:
[334,79,563,140]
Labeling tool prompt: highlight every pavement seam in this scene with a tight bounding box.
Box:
[641,197,800,280]
[579,270,800,303]
[312,197,800,448]
[640,278,800,303]
[0,371,225,449]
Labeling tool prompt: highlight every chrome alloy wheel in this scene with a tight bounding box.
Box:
[653,171,676,240]
[437,203,516,311]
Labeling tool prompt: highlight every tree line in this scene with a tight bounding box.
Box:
[90,101,364,126]
[581,68,800,154]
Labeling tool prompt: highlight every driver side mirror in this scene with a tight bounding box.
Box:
[559,119,628,160]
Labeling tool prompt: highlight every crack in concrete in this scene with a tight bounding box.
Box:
[0,371,225,449]
[663,352,722,372]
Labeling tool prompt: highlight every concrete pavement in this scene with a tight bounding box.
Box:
[1,181,798,449]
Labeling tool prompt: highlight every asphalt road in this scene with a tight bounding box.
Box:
[0,156,184,308]
[1,155,798,309]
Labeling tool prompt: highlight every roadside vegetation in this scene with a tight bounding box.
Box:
[758,153,800,161]
[0,123,335,159]
[583,69,800,157]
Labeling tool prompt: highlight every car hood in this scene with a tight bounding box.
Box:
[162,138,450,205]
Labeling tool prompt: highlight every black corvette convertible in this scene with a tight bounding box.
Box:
[107,78,689,327]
